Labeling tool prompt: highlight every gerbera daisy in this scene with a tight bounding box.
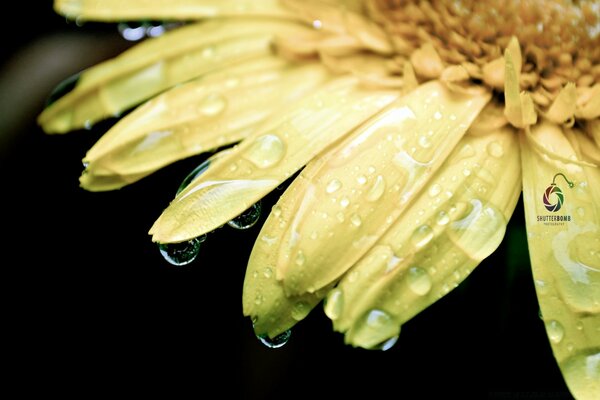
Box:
[39,1,599,398]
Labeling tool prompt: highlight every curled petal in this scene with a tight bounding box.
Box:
[520,120,600,399]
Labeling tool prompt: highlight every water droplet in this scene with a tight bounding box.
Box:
[462,168,471,177]
[546,320,565,343]
[158,236,206,266]
[291,301,310,321]
[447,199,506,261]
[118,22,146,41]
[202,45,216,59]
[418,135,432,148]
[326,179,342,194]
[177,159,211,194]
[340,197,350,208]
[254,294,263,305]
[352,309,400,350]
[228,202,262,229]
[357,175,368,185]
[428,183,442,197]
[295,250,306,266]
[435,211,450,226]
[576,321,584,331]
[366,175,386,202]
[198,93,227,117]
[324,288,344,320]
[263,267,273,279]
[244,134,286,169]
[350,214,362,227]
[487,141,504,158]
[411,225,434,248]
[46,72,81,107]
[336,212,345,223]
[406,267,432,295]
[561,351,600,397]
[434,111,443,120]
[312,19,323,29]
[257,330,292,349]
[373,336,399,351]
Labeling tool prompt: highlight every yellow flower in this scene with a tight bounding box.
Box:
[40,1,599,398]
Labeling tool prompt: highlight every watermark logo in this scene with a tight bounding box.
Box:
[537,173,574,225]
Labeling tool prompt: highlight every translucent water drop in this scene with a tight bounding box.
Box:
[326,179,342,194]
[435,211,450,226]
[46,72,81,107]
[366,175,386,202]
[434,111,443,120]
[340,197,351,208]
[158,236,206,266]
[118,22,147,41]
[202,45,216,59]
[418,135,432,148]
[244,134,286,169]
[257,330,292,349]
[177,159,211,195]
[411,225,434,248]
[263,267,273,279]
[324,288,344,320]
[291,301,310,321]
[487,141,504,158]
[357,175,368,185]
[373,336,399,351]
[228,202,262,229]
[295,250,306,266]
[198,93,227,117]
[350,214,362,227]
[545,320,565,343]
[312,19,323,30]
[428,183,442,197]
[272,205,282,218]
[352,309,400,349]
[406,267,432,295]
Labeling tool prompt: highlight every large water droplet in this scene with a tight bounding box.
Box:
[411,225,434,248]
[351,309,400,350]
[228,202,262,229]
[291,301,310,321]
[406,267,432,295]
[350,214,362,227]
[177,158,211,195]
[46,72,81,107]
[244,134,286,169]
[257,330,292,349]
[366,175,386,202]
[118,22,147,41]
[326,179,342,194]
[545,319,565,343]
[198,93,227,117]
[435,211,450,226]
[487,141,504,158]
[373,336,399,351]
[158,236,206,266]
[324,288,344,320]
[447,199,506,261]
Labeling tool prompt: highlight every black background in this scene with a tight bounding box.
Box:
[2,2,573,398]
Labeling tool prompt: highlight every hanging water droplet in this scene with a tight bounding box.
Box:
[177,158,211,195]
[487,141,504,158]
[324,288,344,320]
[257,330,292,349]
[46,72,81,107]
[546,320,565,343]
[244,134,286,169]
[366,175,386,202]
[411,225,434,248]
[158,235,206,266]
[291,301,310,321]
[352,309,400,350]
[326,179,342,194]
[118,22,147,41]
[373,336,399,351]
[228,202,262,230]
[198,93,227,117]
[406,267,432,295]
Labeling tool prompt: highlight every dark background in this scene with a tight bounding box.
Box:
[2,2,573,398]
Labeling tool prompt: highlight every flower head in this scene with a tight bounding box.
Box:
[40,1,599,398]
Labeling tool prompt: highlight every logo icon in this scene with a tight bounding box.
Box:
[543,173,574,212]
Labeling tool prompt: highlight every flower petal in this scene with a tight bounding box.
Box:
[81,59,331,191]
[54,0,293,21]
[275,81,491,296]
[38,19,312,133]
[520,120,600,399]
[149,76,399,243]
[334,124,521,348]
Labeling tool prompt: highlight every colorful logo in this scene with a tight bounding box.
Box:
[543,173,574,212]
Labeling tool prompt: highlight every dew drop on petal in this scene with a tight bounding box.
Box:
[487,141,504,158]
[118,22,147,41]
[350,214,362,227]
[406,267,432,295]
[324,288,344,320]
[244,134,286,169]
[326,179,342,194]
[158,235,206,266]
[228,202,262,230]
[198,93,227,117]
[546,320,565,343]
[291,301,310,321]
[373,335,399,351]
[366,175,386,202]
[436,211,450,226]
[352,309,400,350]
[411,225,434,248]
[257,330,292,349]
[428,183,442,198]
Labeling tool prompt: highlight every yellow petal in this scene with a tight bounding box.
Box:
[334,124,521,348]
[81,59,331,191]
[55,0,294,20]
[149,76,399,243]
[546,83,577,125]
[38,19,312,133]
[520,120,600,400]
[410,42,444,79]
[276,81,491,296]
[576,84,600,120]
